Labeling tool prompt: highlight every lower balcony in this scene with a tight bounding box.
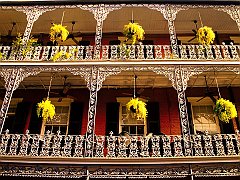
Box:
[0,131,240,179]
[1,131,239,160]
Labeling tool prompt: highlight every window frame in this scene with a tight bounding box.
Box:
[116,97,148,136]
[40,98,73,136]
[188,97,220,134]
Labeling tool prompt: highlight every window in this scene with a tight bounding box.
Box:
[40,98,73,136]
[188,97,220,134]
[117,97,147,136]
[0,98,23,133]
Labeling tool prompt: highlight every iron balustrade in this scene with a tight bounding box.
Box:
[0,130,240,158]
[0,43,239,61]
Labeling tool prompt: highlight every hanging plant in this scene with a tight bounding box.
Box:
[214,98,237,123]
[197,26,215,46]
[126,98,147,120]
[36,76,55,123]
[37,98,55,123]
[123,22,145,45]
[49,23,69,42]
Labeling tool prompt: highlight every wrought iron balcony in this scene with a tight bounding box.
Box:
[0,43,239,62]
[0,130,239,160]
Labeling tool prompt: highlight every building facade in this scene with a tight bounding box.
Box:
[0,0,240,179]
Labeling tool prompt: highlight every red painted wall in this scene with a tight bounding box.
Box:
[82,88,181,136]
[3,86,240,136]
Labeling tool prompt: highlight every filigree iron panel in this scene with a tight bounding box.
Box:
[81,4,122,59]
[0,67,41,134]
[0,163,87,178]
[0,163,239,178]
[14,6,56,44]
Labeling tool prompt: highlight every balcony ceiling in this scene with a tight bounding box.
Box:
[0,7,239,38]
[0,70,240,92]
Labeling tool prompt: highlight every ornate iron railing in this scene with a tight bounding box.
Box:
[0,130,239,158]
[0,43,239,61]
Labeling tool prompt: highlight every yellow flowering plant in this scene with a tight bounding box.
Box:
[197,26,215,46]
[37,98,55,123]
[12,33,38,57]
[51,50,72,62]
[123,22,145,45]
[49,23,69,42]
[214,98,237,123]
[117,43,131,58]
[126,98,147,120]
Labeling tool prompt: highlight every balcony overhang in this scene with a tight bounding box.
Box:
[0,155,240,165]
[0,0,240,6]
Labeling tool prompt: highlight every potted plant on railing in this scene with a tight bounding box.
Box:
[214,98,237,123]
[11,33,38,58]
[51,50,73,62]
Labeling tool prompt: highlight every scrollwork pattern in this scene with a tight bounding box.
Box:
[14,6,55,44]
[81,4,122,59]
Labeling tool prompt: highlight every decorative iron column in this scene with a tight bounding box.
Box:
[146,5,189,58]
[84,66,100,157]
[0,67,41,134]
[150,65,203,156]
[85,66,122,157]
[174,67,192,156]
[81,4,122,59]
[174,66,203,156]
[69,66,122,157]
[15,6,55,44]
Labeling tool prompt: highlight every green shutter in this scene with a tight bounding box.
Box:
[29,103,42,134]
[106,102,119,135]
[12,102,31,134]
[187,101,194,134]
[68,102,84,135]
[146,102,160,135]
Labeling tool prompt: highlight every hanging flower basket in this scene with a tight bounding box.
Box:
[123,22,145,45]
[126,98,147,120]
[37,98,56,123]
[49,23,69,42]
[197,26,215,46]
[214,98,237,123]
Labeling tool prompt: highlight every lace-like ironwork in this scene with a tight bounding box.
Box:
[14,6,56,44]
[0,67,41,134]
[81,4,122,59]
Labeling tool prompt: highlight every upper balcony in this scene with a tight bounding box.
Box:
[0,43,240,63]
[0,3,240,65]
